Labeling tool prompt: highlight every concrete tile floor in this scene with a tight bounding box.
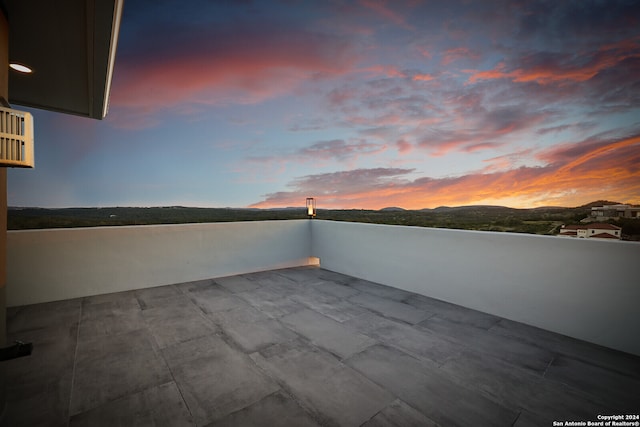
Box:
[3,266,639,426]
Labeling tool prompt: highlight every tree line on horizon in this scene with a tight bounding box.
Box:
[7,201,639,240]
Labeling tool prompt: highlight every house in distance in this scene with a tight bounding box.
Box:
[558,223,622,240]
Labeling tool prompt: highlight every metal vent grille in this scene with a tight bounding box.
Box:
[0,106,34,168]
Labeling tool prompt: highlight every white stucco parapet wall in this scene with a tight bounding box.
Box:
[310,220,640,356]
[7,219,640,355]
[7,220,314,306]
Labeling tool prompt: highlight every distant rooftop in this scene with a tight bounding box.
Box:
[562,223,621,230]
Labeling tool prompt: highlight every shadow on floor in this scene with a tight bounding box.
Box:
[4,266,639,426]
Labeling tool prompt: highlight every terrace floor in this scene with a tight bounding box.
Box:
[4,266,640,426]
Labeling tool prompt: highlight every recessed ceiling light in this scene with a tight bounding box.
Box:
[9,63,33,73]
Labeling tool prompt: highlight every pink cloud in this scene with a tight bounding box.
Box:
[396,139,412,154]
[110,24,356,121]
[296,139,386,161]
[249,139,386,165]
[417,107,550,156]
[362,65,407,78]
[359,0,415,31]
[463,142,503,153]
[481,148,535,173]
[536,124,574,135]
[441,47,479,66]
[327,87,359,107]
[417,48,432,59]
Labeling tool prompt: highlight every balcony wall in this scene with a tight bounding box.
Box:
[7,219,640,355]
[7,220,314,306]
[311,220,640,356]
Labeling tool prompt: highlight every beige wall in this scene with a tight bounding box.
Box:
[7,220,314,306]
[311,220,640,356]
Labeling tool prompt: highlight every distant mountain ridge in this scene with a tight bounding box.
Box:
[417,200,627,212]
[8,200,629,212]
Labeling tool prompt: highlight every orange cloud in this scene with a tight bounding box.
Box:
[250,134,640,209]
[412,73,434,82]
[466,39,640,85]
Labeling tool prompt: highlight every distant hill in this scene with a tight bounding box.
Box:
[379,207,406,212]
[529,206,565,210]
[421,201,628,212]
[263,207,303,211]
[429,205,520,213]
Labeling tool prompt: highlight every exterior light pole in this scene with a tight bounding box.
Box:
[306,197,316,218]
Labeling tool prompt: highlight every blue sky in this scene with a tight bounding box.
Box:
[8,0,640,209]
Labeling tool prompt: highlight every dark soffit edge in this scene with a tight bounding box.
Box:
[2,0,123,119]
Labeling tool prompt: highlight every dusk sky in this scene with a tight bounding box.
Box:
[8,0,640,209]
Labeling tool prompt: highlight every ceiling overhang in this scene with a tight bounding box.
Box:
[2,0,123,119]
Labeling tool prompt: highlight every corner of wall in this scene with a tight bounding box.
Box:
[307,219,314,258]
